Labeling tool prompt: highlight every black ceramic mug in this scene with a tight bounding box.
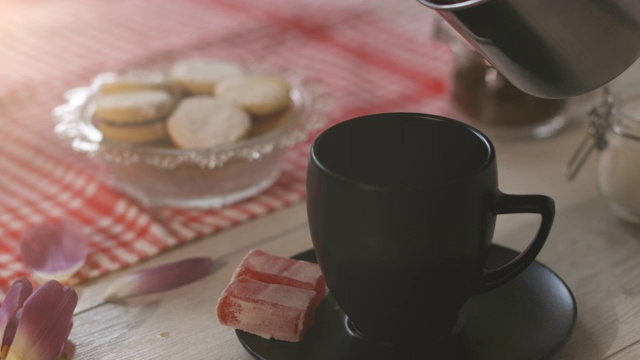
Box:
[307,113,554,345]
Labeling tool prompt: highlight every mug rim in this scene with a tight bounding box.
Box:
[310,112,495,190]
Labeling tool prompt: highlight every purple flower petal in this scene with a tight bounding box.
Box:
[20,220,89,282]
[2,316,19,353]
[103,257,214,302]
[6,281,78,360]
[0,278,33,348]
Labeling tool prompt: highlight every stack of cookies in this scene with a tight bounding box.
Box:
[92,60,294,148]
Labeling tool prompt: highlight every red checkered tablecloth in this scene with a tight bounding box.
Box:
[0,0,454,291]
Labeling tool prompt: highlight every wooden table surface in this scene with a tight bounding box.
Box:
[65,60,640,359]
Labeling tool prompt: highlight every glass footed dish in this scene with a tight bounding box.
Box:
[52,65,330,208]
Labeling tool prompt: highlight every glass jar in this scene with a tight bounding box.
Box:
[598,84,640,224]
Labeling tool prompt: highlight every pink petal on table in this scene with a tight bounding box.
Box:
[103,257,214,302]
[0,278,33,348]
[5,281,78,360]
[20,220,89,282]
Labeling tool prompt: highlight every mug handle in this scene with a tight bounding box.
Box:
[480,193,555,292]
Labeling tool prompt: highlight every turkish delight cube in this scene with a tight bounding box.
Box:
[217,276,316,342]
[232,249,327,307]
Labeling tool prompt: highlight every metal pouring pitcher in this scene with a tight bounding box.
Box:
[418,0,640,99]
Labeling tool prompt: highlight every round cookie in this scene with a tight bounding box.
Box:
[167,96,251,149]
[216,75,291,116]
[98,120,168,145]
[94,90,175,123]
[169,60,245,95]
[249,104,296,137]
[96,71,170,94]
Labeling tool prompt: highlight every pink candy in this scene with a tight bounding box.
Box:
[217,249,328,342]
[232,249,327,307]
[217,277,316,342]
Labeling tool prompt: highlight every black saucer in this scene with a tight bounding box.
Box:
[236,244,577,360]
